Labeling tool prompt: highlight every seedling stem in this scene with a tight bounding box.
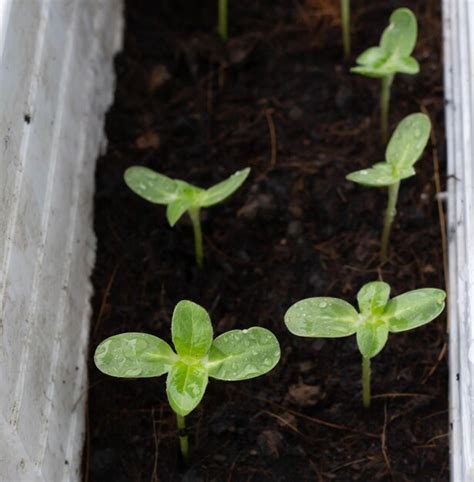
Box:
[341,0,351,60]
[218,0,228,41]
[189,208,203,268]
[362,356,371,407]
[176,414,189,462]
[381,180,400,262]
[380,74,394,143]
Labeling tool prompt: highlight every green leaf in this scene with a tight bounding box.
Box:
[94,333,177,378]
[166,198,194,226]
[200,168,250,208]
[166,361,208,416]
[357,281,390,315]
[397,56,420,75]
[346,163,400,187]
[207,327,280,381]
[386,113,431,171]
[356,321,389,358]
[355,46,387,66]
[350,65,387,78]
[171,300,213,359]
[380,8,418,57]
[384,288,446,333]
[284,298,358,338]
[124,166,179,204]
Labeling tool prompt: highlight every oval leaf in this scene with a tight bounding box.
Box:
[357,281,390,315]
[384,288,446,333]
[166,361,208,416]
[200,168,250,208]
[207,327,280,381]
[386,113,431,171]
[380,8,418,57]
[355,46,387,67]
[166,198,194,227]
[285,298,358,338]
[172,300,213,359]
[397,56,420,75]
[356,321,389,359]
[124,166,179,204]
[346,163,400,187]
[94,333,176,378]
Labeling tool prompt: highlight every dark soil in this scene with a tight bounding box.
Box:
[85,0,448,480]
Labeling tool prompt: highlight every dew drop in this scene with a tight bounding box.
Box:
[319,301,328,308]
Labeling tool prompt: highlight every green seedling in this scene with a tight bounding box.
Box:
[351,8,419,143]
[285,282,446,407]
[124,166,250,267]
[341,0,351,59]
[94,300,280,461]
[347,113,431,263]
[218,0,228,41]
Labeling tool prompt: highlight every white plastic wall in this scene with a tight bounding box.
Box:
[0,0,122,480]
[443,0,474,481]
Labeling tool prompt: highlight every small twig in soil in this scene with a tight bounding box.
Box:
[420,103,449,331]
[264,108,278,168]
[420,341,447,385]
[93,263,119,337]
[380,402,392,476]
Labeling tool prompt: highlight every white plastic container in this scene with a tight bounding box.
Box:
[0,0,122,480]
[443,0,474,481]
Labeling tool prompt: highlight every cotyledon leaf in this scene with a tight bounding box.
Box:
[124,166,179,204]
[380,8,418,58]
[384,288,446,333]
[356,321,389,359]
[385,113,431,171]
[346,163,400,187]
[94,333,177,378]
[207,327,280,381]
[166,198,195,227]
[357,281,390,315]
[166,361,208,416]
[171,300,213,359]
[284,298,358,338]
[200,168,250,208]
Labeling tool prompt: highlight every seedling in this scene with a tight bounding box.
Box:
[124,166,250,267]
[218,0,228,41]
[351,8,419,142]
[341,0,351,59]
[94,300,280,461]
[285,282,446,407]
[346,113,431,262]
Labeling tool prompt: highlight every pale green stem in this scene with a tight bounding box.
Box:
[188,208,204,268]
[218,0,228,41]
[362,356,371,408]
[341,0,351,60]
[176,414,189,463]
[380,181,400,263]
[380,74,394,144]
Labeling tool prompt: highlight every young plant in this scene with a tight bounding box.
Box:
[346,113,431,263]
[94,300,280,461]
[124,166,250,267]
[284,282,446,407]
[341,0,351,60]
[218,0,228,41]
[351,8,419,143]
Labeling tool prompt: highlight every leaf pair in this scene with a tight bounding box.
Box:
[94,300,280,416]
[346,113,431,187]
[284,282,446,359]
[351,8,419,78]
[124,166,251,227]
